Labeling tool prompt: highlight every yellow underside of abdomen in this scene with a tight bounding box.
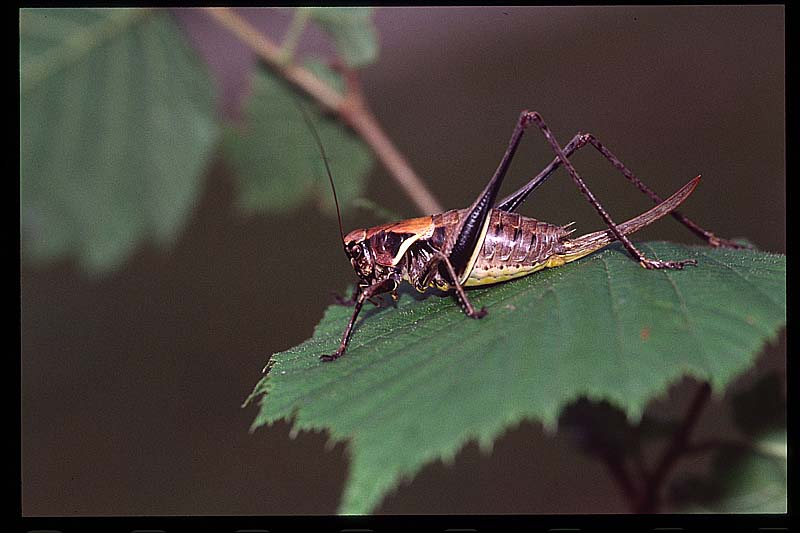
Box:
[462,243,609,287]
[464,255,571,287]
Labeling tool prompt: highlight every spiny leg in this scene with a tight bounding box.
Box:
[582,133,746,248]
[321,278,396,362]
[332,284,383,307]
[434,252,487,319]
[331,284,360,306]
[446,108,530,278]
[497,130,745,249]
[496,133,586,212]
[522,111,696,270]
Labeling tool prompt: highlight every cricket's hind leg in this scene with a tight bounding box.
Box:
[576,132,745,249]
[513,111,696,270]
[497,118,745,250]
[431,252,487,319]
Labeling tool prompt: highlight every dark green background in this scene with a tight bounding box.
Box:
[21,6,784,514]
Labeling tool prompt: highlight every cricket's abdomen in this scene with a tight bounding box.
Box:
[464,210,573,286]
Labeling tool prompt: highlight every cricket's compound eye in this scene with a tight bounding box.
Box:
[347,243,373,280]
[346,243,361,261]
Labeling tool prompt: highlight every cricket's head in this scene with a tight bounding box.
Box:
[343,228,376,282]
[343,226,412,286]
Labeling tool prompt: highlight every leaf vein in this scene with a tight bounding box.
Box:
[640,243,708,367]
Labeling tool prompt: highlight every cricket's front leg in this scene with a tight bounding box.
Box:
[321,278,397,362]
[331,284,385,307]
[331,284,360,306]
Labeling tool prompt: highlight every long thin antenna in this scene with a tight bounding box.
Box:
[293,99,346,246]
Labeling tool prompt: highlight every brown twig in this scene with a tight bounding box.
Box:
[601,453,639,509]
[631,439,650,482]
[634,381,712,513]
[205,7,444,215]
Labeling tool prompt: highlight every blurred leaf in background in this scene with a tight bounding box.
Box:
[247,242,786,514]
[668,431,787,513]
[668,372,786,513]
[308,7,379,68]
[20,8,219,274]
[559,398,646,461]
[223,59,373,217]
[730,372,786,438]
[222,7,378,219]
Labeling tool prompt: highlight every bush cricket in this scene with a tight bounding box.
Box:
[307,109,743,361]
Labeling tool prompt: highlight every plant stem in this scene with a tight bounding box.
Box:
[601,453,639,509]
[634,381,712,513]
[205,7,444,215]
[346,106,443,214]
[278,7,311,65]
[205,8,342,111]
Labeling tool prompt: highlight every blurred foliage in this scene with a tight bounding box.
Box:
[668,431,786,513]
[308,8,379,68]
[247,242,786,514]
[20,8,219,274]
[19,7,378,274]
[223,59,373,217]
[559,398,679,462]
[348,197,403,223]
[668,372,787,513]
[730,372,786,437]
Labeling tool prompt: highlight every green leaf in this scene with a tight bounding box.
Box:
[309,8,379,68]
[223,59,373,216]
[668,430,787,513]
[20,8,219,274]
[247,242,785,514]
